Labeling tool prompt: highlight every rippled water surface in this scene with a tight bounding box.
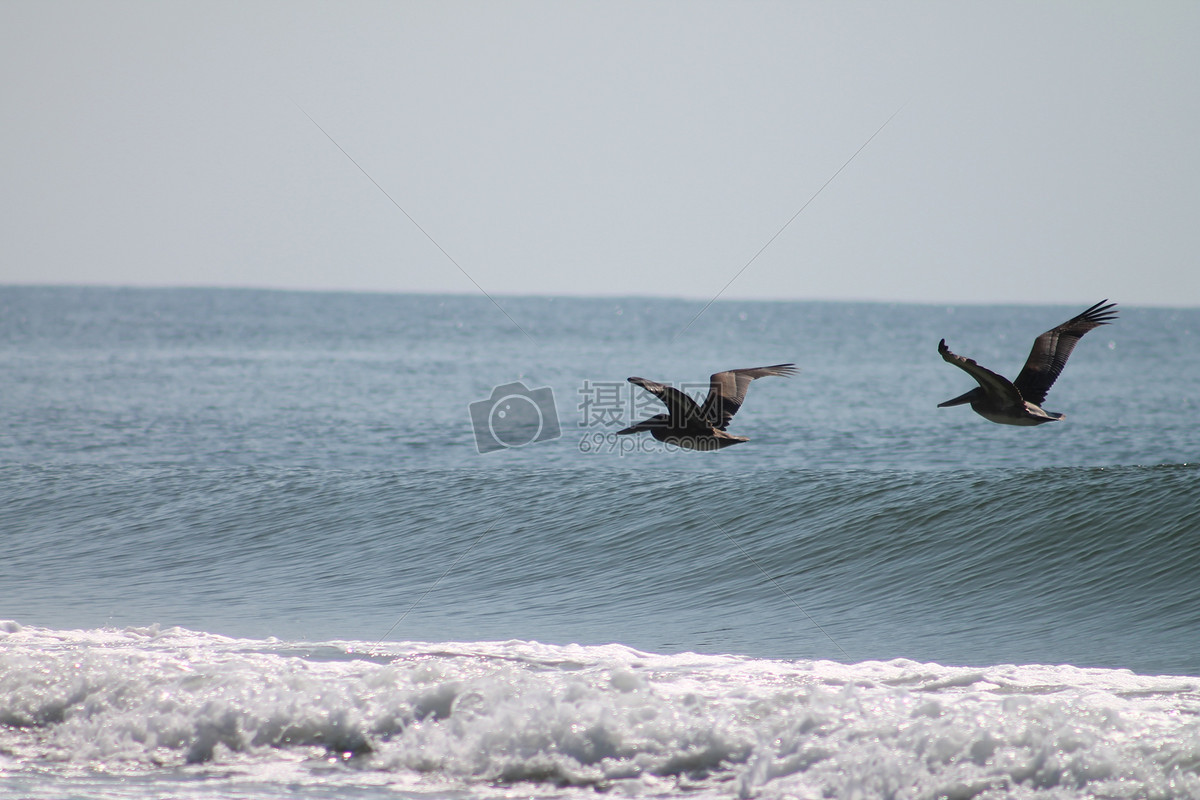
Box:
[2,287,1199,798]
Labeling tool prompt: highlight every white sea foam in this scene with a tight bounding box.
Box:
[2,621,1199,799]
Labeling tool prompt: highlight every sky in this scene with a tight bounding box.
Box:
[2,1,1198,306]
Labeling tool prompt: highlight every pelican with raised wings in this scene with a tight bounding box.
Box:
[938,300,1118,425]
[617,364,797,450]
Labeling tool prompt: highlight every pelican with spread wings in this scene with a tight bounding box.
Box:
[617,364,797,450]
[938,300,1118,425]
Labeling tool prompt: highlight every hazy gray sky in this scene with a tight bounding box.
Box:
[3,1,1198,305]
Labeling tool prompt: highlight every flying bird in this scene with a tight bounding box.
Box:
[937,300,1118,425]
[617,364,797,450]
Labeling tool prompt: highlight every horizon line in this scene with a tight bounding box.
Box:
[0,281,1188,310]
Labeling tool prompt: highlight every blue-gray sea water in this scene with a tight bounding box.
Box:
[2,286,1199,799]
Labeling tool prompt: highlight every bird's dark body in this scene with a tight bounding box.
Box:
[636,416,749,451]
[617,364,797,451]
[938,300,1118,426]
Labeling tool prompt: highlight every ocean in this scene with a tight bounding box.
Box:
[2,286,1199,799]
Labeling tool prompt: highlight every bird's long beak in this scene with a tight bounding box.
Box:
[617,418,658,434]
[937,390,976,408]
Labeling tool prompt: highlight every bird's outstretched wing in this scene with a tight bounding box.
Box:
[628,377,705,425]
[700,363,797,430]
[1012,300,1118,407]
[938,339,1024,407]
